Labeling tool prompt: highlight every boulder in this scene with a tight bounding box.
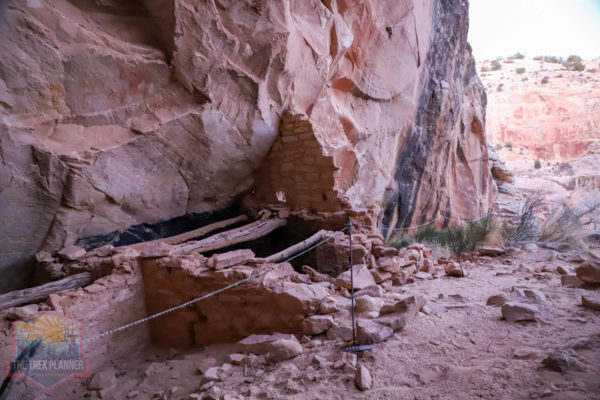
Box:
[356,320,393,345]
[501,302,539,322]
[354,365,373,391]
[336,264,376,290]
[354,285,383,298]
[5,304,39,320]
[581,295,600,311]
[302,315,335,335]
[575,258,600,283]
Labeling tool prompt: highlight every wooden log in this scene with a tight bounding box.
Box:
[263,230,328,263]
[125,215,248,250]
[0,273,93,311]
[173,219,287,255]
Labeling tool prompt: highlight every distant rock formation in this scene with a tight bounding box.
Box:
[0,0,492,292]
[482,59,600,161]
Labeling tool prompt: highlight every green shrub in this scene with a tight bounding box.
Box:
[516,67,526,74]
[563,55,585,71]
[480,65,490,73]
[534,159,541,169]
[502,192,545,246]
[491,60,502,71]
[505,142,512,150]
[510,52,525,60]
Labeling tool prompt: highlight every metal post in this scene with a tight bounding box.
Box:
[349,218,356,347]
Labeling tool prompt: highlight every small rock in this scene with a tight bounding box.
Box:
[354,365,373,391]
[226,354,245,365]
[556,265,570,275]
[267,338,303,362]
[5,304,39,320]
[356,320,393,345]
[88,369,117,391]
[126,390,140,398]
[202,367,220,382]
[380,295,426,315]
[204,386,222,400]
[302,315,335,335]
[501,302,539,322]
[311,354,329,369]
[371,268,392,284]
[576,258,600,283]
[355,296,384,315]
[318,296,338,314]
[414,271,432,280]
[336,264,377,290]
[486,294,508,307]
[326,325,354,342]
[196,357,219,374]
[542,352,578,372]
[524,289,546,302]
[333,352,357,370]
[444,262,463,277]
[355,284,384,298]
[35,251,54,263]
[581,294,600,311]
[561,275,583,288]
[478,246,506,256]
[58,245,86,261]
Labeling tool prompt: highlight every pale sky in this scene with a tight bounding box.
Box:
[468,0,600,61]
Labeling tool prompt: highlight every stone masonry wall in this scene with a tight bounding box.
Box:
[253,114,342,212]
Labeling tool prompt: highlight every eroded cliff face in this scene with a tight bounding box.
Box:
[0,0,491,292]
[482,59,600,161]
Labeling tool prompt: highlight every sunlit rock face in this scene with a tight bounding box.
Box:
[0,0,491,291]
[482,60,600,162]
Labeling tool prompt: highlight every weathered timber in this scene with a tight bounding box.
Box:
[0,272,93,310]
[173,219,287,255]
[263,230,328,263]
[125,215,248,250]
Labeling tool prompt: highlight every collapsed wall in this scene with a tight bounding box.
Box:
[0,0,492,292]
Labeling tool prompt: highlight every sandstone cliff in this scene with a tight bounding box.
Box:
[0,0,491,292]
[482,59,600,161]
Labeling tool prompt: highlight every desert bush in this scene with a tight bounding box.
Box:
[491,60,502,71]
[563,55,585,71]
[533,55,543,61]
[541,55,562,64]
[502,192,546,246]
[481,65,490,73]
[444,213,496,256]
[516,67,526,74]
[505,142,513,150]
[495,143,503,151]
[541,76,550,84]
[534,159,541,169]
[510,52,525,60]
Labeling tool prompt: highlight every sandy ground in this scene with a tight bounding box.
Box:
[6,244,599,400]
